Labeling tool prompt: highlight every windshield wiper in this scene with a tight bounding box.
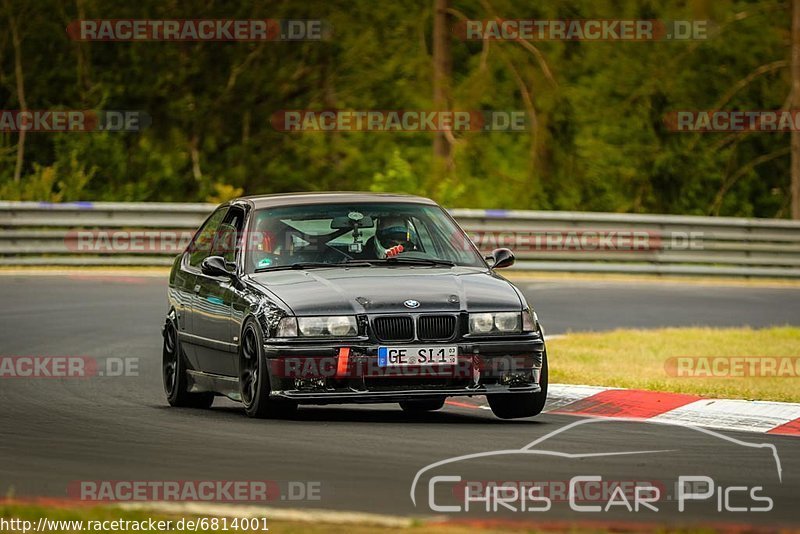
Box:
[351,258,456,267]
[254,261,371,273]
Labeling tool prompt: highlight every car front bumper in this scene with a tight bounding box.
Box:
[263,336,546,404]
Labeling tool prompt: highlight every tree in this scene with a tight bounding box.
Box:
[792,0,800,219]
[4,0,27,183]
[432,0,452,181]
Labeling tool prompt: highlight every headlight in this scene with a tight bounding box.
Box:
[299,317,327,336]
[276,317,298,337]
[494,312,520,332]
[297,316,357,337]
[327,316,357,336]
[468,312,523,334]
[469,313,494,333]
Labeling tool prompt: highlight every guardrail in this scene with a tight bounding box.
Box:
[1,201,799,277]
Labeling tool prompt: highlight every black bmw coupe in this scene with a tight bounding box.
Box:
[163,192,548,419]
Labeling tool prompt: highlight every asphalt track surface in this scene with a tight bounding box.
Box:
[0,274,798,528]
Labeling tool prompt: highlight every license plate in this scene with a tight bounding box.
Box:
[377,345,458,367]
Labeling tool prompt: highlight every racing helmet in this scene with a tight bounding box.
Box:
[375,216,419,255]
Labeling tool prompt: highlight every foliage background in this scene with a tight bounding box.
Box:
[0,0,793,217]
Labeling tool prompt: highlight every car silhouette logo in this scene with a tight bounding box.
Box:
[404,299,420,309]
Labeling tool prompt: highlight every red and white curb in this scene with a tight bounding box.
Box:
[445,384,800,436]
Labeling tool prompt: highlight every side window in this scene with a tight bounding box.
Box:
[187,207,228,268]
[213,207,246,263]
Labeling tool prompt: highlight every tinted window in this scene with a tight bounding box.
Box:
[245,202,485,272]
[187,207,228,268]
[213,206,246,264]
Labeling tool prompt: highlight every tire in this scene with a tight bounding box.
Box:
[399,397,446,413]
[239,319,297,419]
[163,318,214,409]
[487,349,548,419]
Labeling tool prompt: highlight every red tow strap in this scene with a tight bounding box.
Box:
[336,347,350,377]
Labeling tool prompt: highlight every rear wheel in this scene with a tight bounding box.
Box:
[239,319,297,419]
[399,397,446,413]
[163,319,214,409]
[487,349,548,419]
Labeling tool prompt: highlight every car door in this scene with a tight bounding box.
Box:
[192,205,246,377]
[181,206,229,371]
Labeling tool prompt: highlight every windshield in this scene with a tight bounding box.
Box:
[244,202,485,272]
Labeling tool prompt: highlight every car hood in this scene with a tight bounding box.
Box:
[247,266,523,315]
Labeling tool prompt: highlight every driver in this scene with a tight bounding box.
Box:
[374,216,420,258]
[249,216,281,269]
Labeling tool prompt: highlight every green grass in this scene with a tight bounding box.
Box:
[548,326,800,402]
[1,504,396,534]
[0,502,729,533]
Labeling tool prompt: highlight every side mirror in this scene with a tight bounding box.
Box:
[487,248,515,269]
[201,256,234,277]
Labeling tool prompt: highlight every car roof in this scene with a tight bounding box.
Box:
[234,191,438,209]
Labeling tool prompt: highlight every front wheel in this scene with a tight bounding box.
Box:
[239,319,297,419]
[163,319,214,409]
[487,349,548,419]
[399,397,446,413]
